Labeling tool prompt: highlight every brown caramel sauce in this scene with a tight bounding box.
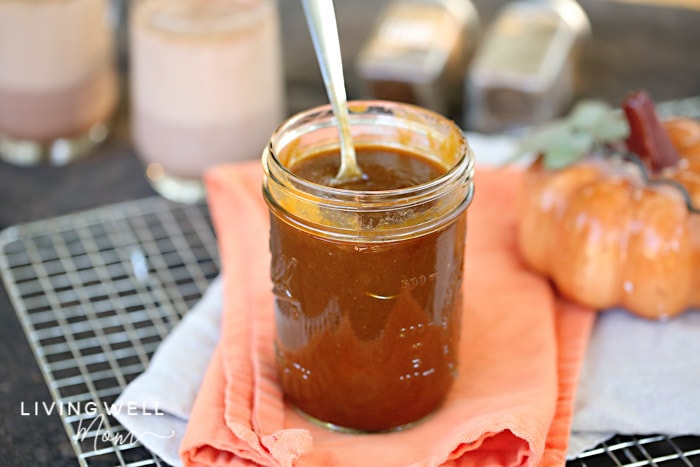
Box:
[270,147,465,431]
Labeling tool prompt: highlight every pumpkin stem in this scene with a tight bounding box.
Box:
[622,90,679,172]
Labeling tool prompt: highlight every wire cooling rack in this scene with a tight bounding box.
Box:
[0,197,219,466]
[1,94,700,467]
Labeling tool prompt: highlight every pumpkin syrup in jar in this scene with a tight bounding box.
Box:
[263,101,474,432]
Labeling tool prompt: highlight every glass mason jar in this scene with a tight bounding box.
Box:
[262,100,475,432]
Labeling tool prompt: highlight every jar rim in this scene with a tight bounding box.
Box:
[262,100,475,242]
[263,100,474,203]
[132,0,273,38]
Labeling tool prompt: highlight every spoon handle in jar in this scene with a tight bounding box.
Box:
[301,0,362,183]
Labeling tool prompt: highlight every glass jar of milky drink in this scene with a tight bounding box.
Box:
[130,0,285,203]
[0,0,118,166]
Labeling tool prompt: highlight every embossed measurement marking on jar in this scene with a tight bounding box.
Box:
[366,272,437,300]
[401,272,437,290]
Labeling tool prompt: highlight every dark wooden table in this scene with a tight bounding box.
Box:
[1,1,699,465]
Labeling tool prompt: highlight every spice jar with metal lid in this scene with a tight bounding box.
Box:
[355,0,479,117]
[465,0,590,133]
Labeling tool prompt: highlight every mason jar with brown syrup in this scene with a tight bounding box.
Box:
[262,101,475,432]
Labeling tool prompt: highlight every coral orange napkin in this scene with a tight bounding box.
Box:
[179,161,594,466]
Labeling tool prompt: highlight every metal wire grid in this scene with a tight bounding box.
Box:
[0,196,220,466]
[569,435,700,466]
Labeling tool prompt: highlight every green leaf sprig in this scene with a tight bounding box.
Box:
[511,100,630,170]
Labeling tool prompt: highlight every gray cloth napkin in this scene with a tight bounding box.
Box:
[113,276,223,467]
[567,307,700,457]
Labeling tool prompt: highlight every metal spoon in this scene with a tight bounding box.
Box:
[301,0,364,185]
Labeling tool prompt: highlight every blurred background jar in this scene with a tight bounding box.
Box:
[129,0,286,203]
[0,0,119,166]
[355,0,479,119]
[464,0,590,133]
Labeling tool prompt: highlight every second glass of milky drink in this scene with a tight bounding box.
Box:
[130,0,285,203]
[263,101,475,432]
[0,0,118,166]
